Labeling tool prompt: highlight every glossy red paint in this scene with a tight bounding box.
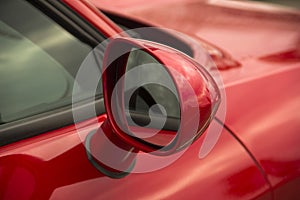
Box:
[102,37,220,154]
[91,0,242,70]
[93,0,300,84]
[1,0,299,199]
[0,115,105,200]
[0,116,271,199]
[63,0,126,37]
[90,1,300,198]
[222,66,300,199]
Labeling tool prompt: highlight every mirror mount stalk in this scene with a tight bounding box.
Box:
[85,120,137,179]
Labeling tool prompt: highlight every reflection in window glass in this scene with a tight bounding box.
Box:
[0,0,101,123]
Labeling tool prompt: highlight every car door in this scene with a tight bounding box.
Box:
[0,0,272,199]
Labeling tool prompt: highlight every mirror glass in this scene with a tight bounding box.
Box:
[123,49,180,147]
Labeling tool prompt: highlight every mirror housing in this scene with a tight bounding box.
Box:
[101,37,221,155]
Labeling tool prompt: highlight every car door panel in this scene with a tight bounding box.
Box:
[0,116,271,199]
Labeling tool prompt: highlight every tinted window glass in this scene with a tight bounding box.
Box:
[0,0,100,123]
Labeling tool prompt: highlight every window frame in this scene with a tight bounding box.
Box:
[0,0,106,146]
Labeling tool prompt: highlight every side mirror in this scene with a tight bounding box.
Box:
[86,37,220,177]
[102,37,220,154]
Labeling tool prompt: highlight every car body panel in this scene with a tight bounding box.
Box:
[91,0,300,84]
[64,0,125,37]
[223,66,300,199]
[0,116,271,199]
[90,0,300,198]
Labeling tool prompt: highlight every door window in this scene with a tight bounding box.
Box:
[0,0,98,124]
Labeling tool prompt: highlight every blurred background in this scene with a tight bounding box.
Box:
[252,0,300,9]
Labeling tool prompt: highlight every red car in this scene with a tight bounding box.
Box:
[0,0,299,199]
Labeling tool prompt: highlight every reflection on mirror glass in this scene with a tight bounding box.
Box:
[124,49,180,147]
